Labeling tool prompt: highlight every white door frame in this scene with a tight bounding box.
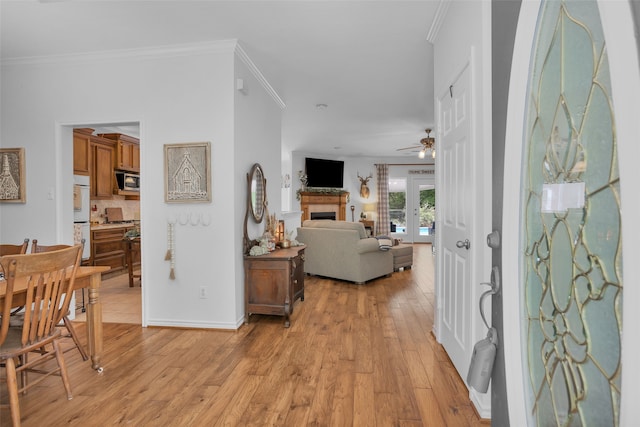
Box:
[502,1,640,424]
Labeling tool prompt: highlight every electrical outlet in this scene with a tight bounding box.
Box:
[199,286,207,299]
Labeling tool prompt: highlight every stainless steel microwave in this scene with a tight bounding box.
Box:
[115,171,140,191]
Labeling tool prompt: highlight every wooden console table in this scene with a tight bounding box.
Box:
[359,219,375,237]
[300,191,350,222]
[244,245,305,327]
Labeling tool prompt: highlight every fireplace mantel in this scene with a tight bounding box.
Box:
[299,191,350,223]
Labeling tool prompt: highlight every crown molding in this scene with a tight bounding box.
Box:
[426,0,451,44]
[234,43,286,110]
[1,38,285,109]
[0,39,239,67]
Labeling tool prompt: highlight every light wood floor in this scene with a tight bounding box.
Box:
[4,244,487,426]
[73,268,142,324]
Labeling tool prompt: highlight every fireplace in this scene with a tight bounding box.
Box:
[299,191,350,222]
[311,212,336,220]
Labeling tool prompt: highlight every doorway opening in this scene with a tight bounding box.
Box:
[69,121,142,325]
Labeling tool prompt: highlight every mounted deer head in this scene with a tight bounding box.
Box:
[357,172,373,199]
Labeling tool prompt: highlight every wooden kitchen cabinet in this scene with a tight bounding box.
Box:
[244,245,305,327]
[73,128,93,175]
[91,226,140,276]
[100,133,140,173]
[90,135,115,199]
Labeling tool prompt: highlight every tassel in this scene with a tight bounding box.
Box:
[165,223,172,260]
[169,268,175,280]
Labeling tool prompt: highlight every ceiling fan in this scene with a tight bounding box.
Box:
[397,128,436,159]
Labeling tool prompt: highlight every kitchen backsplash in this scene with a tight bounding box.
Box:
[91,198,140,223]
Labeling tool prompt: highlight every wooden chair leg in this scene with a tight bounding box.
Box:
[52,340,73,400]
[19,354,28,394]
[62,316,88,361]
[5,357,22,426]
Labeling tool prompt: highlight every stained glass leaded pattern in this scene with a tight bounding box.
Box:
[521,1,622,426]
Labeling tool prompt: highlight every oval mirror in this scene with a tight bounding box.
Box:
[249,163,265,222]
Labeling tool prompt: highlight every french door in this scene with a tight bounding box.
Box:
[410,178,434,243]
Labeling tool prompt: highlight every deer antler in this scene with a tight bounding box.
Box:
[357,172,373,183]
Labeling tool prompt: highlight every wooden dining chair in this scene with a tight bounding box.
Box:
[0,245,82,426]
[0,239,29,256]
[30,240,88,361]
[30,239,71,254]
[1,239,30,317]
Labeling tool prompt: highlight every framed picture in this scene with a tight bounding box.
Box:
[164,142,211,203]
[0,148,26,203]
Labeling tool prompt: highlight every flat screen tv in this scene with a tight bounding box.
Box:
[305,157,344,188]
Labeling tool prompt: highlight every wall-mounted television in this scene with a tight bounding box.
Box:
[305,157,344,188]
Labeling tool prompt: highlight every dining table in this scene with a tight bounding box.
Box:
[0,265,110,372]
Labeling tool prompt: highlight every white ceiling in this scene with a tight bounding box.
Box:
[1,1,440,160]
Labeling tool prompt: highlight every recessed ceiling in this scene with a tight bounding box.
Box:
[1,1,439,160]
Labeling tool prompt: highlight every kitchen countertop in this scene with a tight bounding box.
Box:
[90,222,138,231]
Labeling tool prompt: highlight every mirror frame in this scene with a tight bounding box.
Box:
[244,163,267,254]
[249,163,266,222]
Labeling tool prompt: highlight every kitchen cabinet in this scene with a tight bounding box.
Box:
[91,225,140,276]
[244,245,305,327]
[100,133,140,173]
[72,129,115,199]
[91,136,115,199]
[73,128,92,175]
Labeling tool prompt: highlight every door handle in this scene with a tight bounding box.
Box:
[456,239,471,250]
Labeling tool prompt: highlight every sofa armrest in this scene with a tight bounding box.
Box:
[356,238,381,254]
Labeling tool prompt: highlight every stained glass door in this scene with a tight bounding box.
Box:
[520,1,622,425]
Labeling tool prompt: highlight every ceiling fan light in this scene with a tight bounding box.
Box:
[431,149,436,159]
[418,149,426,159]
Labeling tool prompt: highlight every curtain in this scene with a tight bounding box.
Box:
[375,164,390,236]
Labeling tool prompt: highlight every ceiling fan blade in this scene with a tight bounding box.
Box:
[396,145,423,151]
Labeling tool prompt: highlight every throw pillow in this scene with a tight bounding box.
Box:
[376,235,393,251]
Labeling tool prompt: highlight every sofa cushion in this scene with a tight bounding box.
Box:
[302,220,367,239]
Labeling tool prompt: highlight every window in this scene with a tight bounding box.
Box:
[388,178,406,233]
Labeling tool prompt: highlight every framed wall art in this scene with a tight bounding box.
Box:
[164,142,211,203]
[0,147,26,203]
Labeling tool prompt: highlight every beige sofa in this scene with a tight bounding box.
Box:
[296,220,393,284]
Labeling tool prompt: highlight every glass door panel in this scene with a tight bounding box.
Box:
[520,1,622,425]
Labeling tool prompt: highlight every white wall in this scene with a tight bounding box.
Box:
[233,50,284,324]
[0,40,282,329]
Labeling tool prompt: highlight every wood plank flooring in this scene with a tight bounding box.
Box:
[3,244,488,426]
[73,268,141,324]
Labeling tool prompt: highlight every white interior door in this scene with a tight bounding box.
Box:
[437,61,474,377]
[411,178,434,243]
